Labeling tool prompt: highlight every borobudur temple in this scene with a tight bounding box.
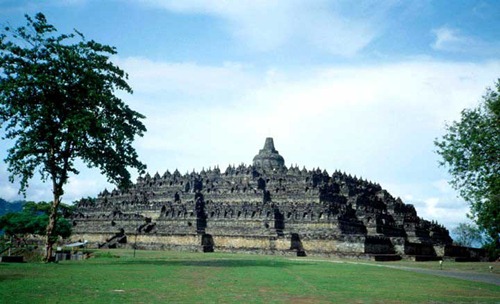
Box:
[71,138,477,260]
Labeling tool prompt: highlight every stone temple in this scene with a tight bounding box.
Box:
[72,138,477,260]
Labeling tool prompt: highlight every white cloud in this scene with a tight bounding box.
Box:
[0,182,20,201]
[135,0,395,56]
[119,57,498,233]
[123,58,499,176]
[419,196,469,228]
[387,180,469,230]
[62,173,112,202]
[431,27,466,51]
[432,179,454,194]
[116,57,260,103]
[1,56,498,232]
[0,165,113,204]
[431,26,500,55]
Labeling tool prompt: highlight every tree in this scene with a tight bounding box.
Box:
[0,201,72,241]
[435,79,500,252]
[452,222,484,248]
[0,13,146,261]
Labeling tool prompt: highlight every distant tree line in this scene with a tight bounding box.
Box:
[0,201,73,243]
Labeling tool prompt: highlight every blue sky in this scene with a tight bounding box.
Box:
[1,0,499,233]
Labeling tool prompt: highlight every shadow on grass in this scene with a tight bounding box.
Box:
[92,257,315,268]
[0,273,25,282]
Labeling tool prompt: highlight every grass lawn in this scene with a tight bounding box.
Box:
[0,250,498,303]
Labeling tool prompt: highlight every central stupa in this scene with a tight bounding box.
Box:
[252,137,285,170]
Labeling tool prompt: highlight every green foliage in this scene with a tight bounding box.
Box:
[452,222,484,247]
[0,13,147,193]
[435,79,500,250]
[482,241,500,263]
[22,200,74,217]
[0,13,146,260]
[0,202,71,240]
[0,212,46,236]
[92,250,120,259]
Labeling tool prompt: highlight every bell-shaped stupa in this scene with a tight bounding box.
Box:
[252,137,285,170]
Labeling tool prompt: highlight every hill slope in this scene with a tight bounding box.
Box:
[0,198,23,216]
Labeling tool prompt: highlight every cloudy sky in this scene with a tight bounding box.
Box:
[1,1,499,233]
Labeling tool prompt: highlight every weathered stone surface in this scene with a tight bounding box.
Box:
[253,137,285,170]
[72,138,454,258]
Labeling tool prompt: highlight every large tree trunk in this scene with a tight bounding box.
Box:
[44,188,62,262]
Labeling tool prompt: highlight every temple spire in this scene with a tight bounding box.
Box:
[263,137,276,151]
[253,137,285,170]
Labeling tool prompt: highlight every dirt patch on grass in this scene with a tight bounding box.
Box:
[285,295,330,304]
[184,265,224,290]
